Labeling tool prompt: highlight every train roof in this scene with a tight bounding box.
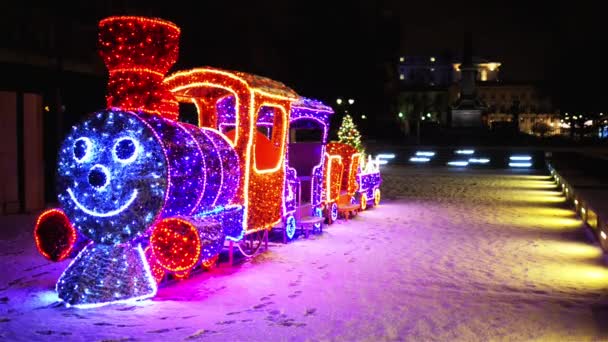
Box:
[291,97,334,114]
[164,67,299,100]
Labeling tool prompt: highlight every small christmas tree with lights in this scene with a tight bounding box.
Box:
[337,114,364,152]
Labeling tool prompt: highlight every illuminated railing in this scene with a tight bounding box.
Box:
[547,162,607,253]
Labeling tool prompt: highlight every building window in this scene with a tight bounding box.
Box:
[480,69,488,81]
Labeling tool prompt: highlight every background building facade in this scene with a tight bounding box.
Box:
[394,54,560,136]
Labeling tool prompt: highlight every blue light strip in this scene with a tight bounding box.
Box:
[509,155,532,161]
[447,161,468,166]
[468,158,490,164]
[509,162,532,167]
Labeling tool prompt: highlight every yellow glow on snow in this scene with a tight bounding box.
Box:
[532,263,608,290]
[515,194,566,204]
[533,241,602,261]
[492,173,608,291]
[508,215,582,230]
[523,206,575,218]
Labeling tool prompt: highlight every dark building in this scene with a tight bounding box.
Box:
[0,3,119,213]
[391,33,558,136]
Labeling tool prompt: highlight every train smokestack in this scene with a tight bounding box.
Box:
[98,16,180,120]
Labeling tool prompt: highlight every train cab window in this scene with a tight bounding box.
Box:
[289,119,324,143]
[254,105,286,171]
[221,124,236,136]
[257,126,272,139]
[178,102,199,126]
[215,95,237,143]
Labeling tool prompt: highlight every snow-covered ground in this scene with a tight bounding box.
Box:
[2,166,608,341]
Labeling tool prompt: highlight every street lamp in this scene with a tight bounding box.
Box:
[348,99,355,105]
[336,98,343,105]
[398,112,404,118]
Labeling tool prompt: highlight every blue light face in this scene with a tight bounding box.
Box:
[57,110,168,245]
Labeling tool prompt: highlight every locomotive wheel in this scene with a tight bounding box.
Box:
[373,188,381,207]
[327,202,338,224]
[284,215,297,243]
[313,207,323,233]
[238,230,265,257]
[360,193,368,211]
[201,254,219,270]
[173,269,191,280]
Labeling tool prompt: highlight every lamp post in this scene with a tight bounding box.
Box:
[336,97,356,116]
[336,98,355,108]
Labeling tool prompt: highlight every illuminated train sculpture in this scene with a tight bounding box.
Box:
[33,16,382,308]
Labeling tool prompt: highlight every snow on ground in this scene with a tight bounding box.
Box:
[2,166,608,341]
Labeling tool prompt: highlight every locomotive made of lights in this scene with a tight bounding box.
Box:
[33,16,382,308]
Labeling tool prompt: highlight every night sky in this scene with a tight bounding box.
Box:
[129,1,606,113]
[6,1,608,113]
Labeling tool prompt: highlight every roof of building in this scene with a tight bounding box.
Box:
[398,56,500,66]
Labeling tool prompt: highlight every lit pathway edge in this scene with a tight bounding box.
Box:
[546,161,608,250]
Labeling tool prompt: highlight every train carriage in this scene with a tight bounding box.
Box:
[357,155,383,210]
[324,142,383,220]
[195,93,334,242]
[326,142,362,220]
[281,98,334,241]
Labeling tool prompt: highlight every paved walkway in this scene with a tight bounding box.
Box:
[1,166,606,341]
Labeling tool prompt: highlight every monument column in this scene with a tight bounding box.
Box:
[451,32,483,128]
